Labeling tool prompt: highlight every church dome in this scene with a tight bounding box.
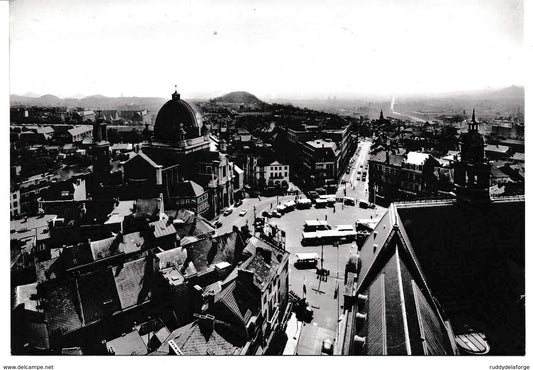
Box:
[153,89,201,144]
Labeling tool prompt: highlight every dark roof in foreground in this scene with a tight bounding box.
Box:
[344,196,525,355]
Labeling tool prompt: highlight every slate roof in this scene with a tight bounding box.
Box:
[350,203,456,355]
[241,237,289,291]
[156,247,187,271]
[10,214,56,243]
[106,330,148,355]
[77,269,121,325]
[153,320,242,355]
[171,180,205,198]
[113,257,153,310]
[43,280,83,335]
[67,126,92,137]
[149,219,177,239]
[368,150,404,166]
[348,198,526,355]
[90,236,120,260]
[136,198,160,217]
[121,232,145,254]
[485,144,510,154]
[214,280,259,326]
[490,166,509,179]
[185,231,241,275]
[62,243,94,269]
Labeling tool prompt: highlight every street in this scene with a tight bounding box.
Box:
[217,139,385,355]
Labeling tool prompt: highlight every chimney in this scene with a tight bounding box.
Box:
[197,313,215,334]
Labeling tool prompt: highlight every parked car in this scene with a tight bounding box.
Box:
[223,208,233,216]
[271,210,282,218]
[214,220,223,228]
[322,338,334,355]
[239,209,247,216]
[262,210,272,217]
[234,199,243,207]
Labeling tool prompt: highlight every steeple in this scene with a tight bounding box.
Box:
[469,109,478,132]
[172,85,180,101]
[379,110,384,121]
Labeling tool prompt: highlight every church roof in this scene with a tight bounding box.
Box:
[348,197,525,355]
[153,89,201,144]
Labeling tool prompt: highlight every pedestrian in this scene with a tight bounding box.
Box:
[325,214,327,221]
[270,203,272,209]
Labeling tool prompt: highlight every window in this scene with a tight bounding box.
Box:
[206,166,212,174]
[223,165,226,177]
[284,172,287,177]
[13,201,18,208]
[12,193,17,199]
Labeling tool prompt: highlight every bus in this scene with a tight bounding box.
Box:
[296,198,312,209]
[284,200,296,212]
[294,253,319,269]
[304,220,331,232]
[344,197,355,205]
[276,204,287,214]
[301,231,320,246]
[315,199,327,208]
[301,229,357,246]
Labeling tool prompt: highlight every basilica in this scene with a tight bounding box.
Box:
[121,88,235,218]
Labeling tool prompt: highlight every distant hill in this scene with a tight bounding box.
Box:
[211,91,264,105]
[487,85,524,100]
[10,94,167,111]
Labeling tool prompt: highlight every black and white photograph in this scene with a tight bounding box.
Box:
[3,0,530,365]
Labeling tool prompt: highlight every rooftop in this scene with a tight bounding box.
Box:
[149,219,177,239]
[405,152,431,166]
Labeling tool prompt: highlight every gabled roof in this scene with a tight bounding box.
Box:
[241,237,289,291]
[186,231,241,275]
[153,320,242,355]
[149,219,177,239]
[353,203,456,355]
[351,197,526,355]
[490,165,509,179]
[214,279,259,326]
[171,180,205,198]
[124,151,161,168]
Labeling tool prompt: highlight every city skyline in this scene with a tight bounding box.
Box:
[10,0,524,98]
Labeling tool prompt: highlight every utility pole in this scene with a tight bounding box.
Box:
[253,205,256,233]
[321,244,324,271]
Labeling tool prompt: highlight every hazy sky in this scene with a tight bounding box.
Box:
[9,0,524,99]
